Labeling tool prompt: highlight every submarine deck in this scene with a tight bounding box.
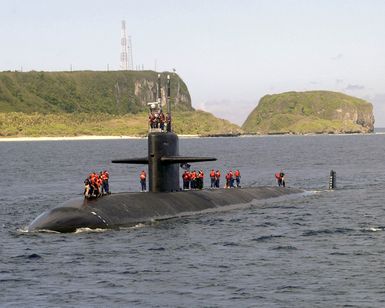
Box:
[28,186,303,232]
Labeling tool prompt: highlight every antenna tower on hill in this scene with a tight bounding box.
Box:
[120,20,133,70]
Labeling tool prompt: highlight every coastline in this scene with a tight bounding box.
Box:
[0,134,200,142]
[1,130,382,142]
[0,135,144,142]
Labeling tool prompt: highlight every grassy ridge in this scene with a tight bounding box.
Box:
[0,111,242,137]
[242,91,374,134]
[0,70,192,114]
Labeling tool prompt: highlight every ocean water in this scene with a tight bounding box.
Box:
[1,134,385,307]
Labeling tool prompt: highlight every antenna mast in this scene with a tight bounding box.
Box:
[127,35,133,70]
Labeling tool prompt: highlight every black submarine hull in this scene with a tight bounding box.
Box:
[28,186,303,233]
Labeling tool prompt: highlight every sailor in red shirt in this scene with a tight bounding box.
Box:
[210,169,216,188]
[140,170,147,191]
[190,170,197,189]
[182,170,191,190]
[215,170,221,188]
[234,169,241,187]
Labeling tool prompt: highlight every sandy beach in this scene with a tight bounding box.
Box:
[0,135,144,142]
[0,135,200,142]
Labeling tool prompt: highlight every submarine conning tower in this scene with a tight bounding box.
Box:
[148,131,179,192]
[112,73,216,192]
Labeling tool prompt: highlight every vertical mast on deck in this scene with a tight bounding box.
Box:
[167,75,172,132]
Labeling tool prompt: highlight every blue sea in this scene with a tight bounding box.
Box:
[1,133,385,307]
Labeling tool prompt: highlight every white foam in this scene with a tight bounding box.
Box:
[366,227,382,232]
[74,227,108,234]
[16,227,29,233]
[18,227,61,234]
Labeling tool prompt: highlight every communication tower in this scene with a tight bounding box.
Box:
[120,20,133,70]
[127,35,133,70]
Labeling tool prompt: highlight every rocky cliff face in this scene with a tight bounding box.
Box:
[0,70,193,114]
[133,76,191,110]
[242,91,375,134]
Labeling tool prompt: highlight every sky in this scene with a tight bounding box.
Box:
[1,0,384,126]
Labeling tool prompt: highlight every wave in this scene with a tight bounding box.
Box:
[272,245,298,251]
[302,227,354,237]
[252,234,284,242]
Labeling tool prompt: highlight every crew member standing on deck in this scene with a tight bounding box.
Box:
[229,170,235,188]
[235,169,241,187]
[225,172,231,188]
[275,170,285,187]
[166,113,171,132]
[159,111,165,131]
[182,170,190,190]
[102,170,110,194]
[215,170,221,188]
[280,171,285,187]
[210,169,216,188]
[190,170,197,189]
[140,170,147,191]
[198,170,204,189]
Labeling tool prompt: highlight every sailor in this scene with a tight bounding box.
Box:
[99,171,105,194]
[229,170,234,188]
[210,169,216,188]
[215,170,221,188]
[97,175,103,196]
[198,170,204,189]
[190,170,197,189]
[159,111,165,131]
[154,112,159,128]
[182,170,190,190]
[280,171,285,187]
[225,172,230,188]
[196,171,201,189]
[101,170,110,194]
[235,169,241,187]
[275,171,285,187]
[140,170,147,191]
[84,177,91,198]
[166,113,171,132]
[87,173,94,197]
[90,174,98,197]
[149,112,155,129]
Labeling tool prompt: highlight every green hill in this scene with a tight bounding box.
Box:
[0,70,242,137]
[242,91,375,134]
[0,70,192,114]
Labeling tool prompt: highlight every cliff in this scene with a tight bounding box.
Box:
[242,91,375,134]
[0,70,192,114]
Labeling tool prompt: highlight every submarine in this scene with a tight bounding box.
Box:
[28,74,303,233]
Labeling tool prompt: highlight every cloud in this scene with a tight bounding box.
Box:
[345,84,365,91]
[331,53,343,61]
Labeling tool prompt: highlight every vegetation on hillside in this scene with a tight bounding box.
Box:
[242,91,374,134]
[0,111,242,137]
[0,70,192,114]
[0,70,244,137]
